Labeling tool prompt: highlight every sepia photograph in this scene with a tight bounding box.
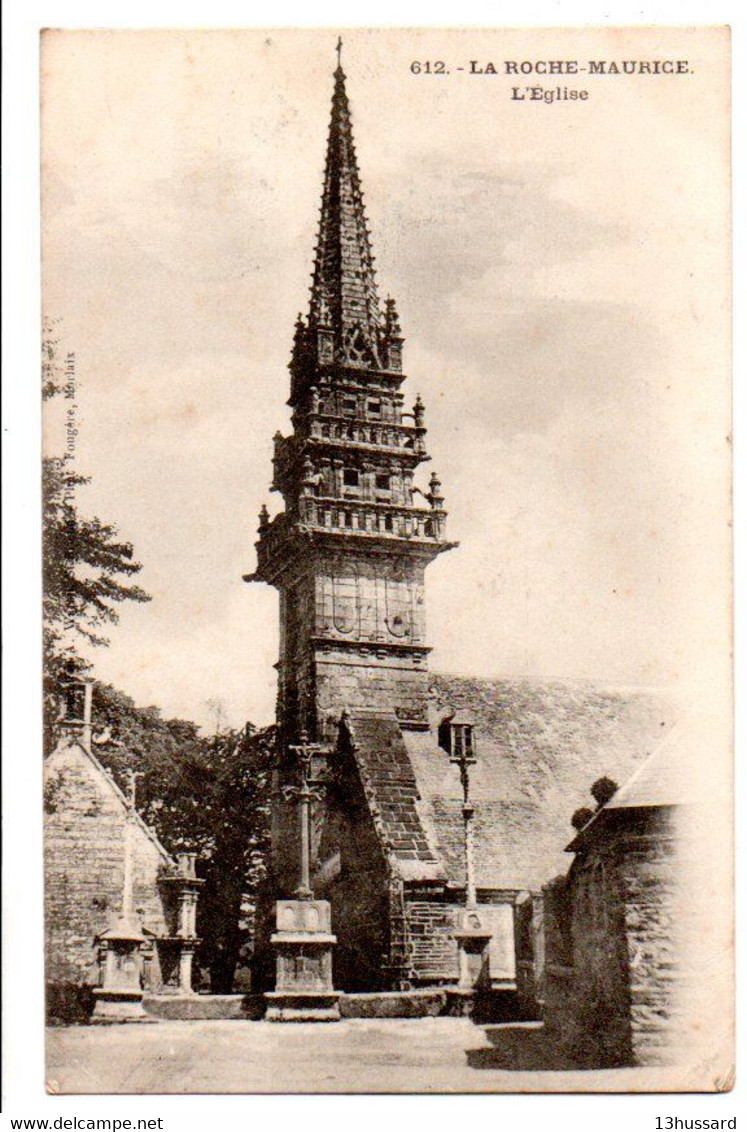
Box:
[34,24,732,1095]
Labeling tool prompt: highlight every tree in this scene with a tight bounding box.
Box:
[43,460,151,650]
[42,323,150,745]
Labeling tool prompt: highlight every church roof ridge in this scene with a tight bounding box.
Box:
[430,671,678,697]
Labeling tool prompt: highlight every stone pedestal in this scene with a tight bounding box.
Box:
[159,853,203,995]
[93,915,151,1023]
[265,899,340,1022]
[453,908,492,990]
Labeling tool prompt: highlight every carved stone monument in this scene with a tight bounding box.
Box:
[92,769,151,1021]
[265,732,340,1021]
[265,898,340,1021]
[92,913,150,1021]
[159,851,204,994]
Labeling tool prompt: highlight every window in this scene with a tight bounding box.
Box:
[452,724,474,760]
[438,714,476,761]
[342,398,356,416]
[375,473,391,492]
[368,400,382,417]
[343,468,360,488]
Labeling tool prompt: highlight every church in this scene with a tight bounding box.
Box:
[246,51,675,997]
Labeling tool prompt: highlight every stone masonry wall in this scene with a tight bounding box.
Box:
[618,822,680,1064]
[566,841,633,1065]
[277,555,432,741]
[542,810,680,1067]
[315,648,430,738]
[44,741,172,1009]
[405,897,459,984]
[322,801,390,992]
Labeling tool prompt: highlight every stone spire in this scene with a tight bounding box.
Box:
[308,45,383,369]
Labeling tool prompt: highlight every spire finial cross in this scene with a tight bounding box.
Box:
[336,37,343,69]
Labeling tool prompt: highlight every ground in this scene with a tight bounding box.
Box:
[46,1019,695,1094]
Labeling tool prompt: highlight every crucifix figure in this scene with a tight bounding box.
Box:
[284,731,330,901]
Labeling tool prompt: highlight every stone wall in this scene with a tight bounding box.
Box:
[318,772,391,992]
[514,891,543,1015]
[315,647,430,736]
[542,809,681,1067]
[405,896,458,983]
[276,554,432,741]
[618,820,681,1064]
[44,739,174,1016]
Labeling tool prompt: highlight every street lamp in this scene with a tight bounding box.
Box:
[444,713,492,997]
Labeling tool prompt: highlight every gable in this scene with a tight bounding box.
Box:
[44,738,173,866]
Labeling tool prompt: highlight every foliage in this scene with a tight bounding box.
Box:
[571,806,594,831]
[590,776,618,808]
[42,459,151,655]
[42,316,64,402]
[42,321,150,746]
[41,323,272,991]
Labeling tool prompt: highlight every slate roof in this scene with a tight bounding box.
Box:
[565,725,696,851]
[401,674,678,891]
[604,725,693,810]
[340,711,446,883]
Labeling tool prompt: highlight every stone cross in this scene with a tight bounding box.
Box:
[122,770,143,920]
[284,731,329,901]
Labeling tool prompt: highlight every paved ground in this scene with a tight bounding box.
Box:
[46,1019,694,1094]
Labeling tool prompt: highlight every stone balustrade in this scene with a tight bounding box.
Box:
[299,496,444,539]
[303,414,425,454]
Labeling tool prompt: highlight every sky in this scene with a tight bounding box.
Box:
[40,27,730,731]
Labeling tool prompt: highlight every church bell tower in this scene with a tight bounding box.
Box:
[247,48,455,746]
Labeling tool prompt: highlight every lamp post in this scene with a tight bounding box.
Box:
[448,721,479,909]
[448,718,492,999]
